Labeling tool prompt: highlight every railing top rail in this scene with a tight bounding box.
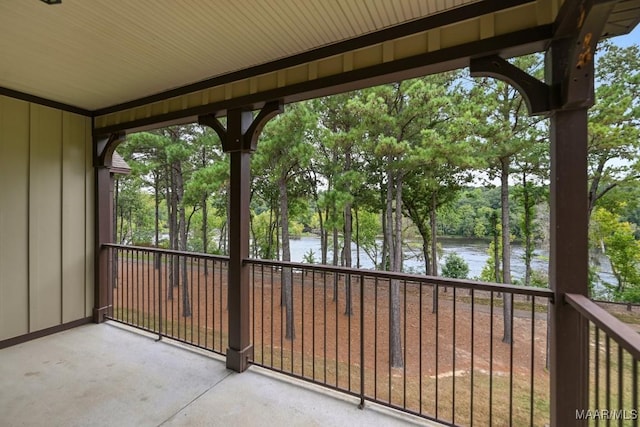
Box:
[566,293,640,360]
[103,243,230,262]
[244,257,554,299]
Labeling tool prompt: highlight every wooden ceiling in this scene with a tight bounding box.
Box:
[1,0,480,111]
[0,0,638,130]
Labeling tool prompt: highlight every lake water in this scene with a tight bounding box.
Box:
[287,236,547,281]
[286,236,615,288]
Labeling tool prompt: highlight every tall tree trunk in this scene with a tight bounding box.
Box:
[501,157,512,344]
[389,169,404,368]
[343,149,353,315]
[153,177,162,304]
[492,211,501,283]
[344,200,353,316]
[415,221,430,275]
[587,156,607,222]
[175,161,191,317]
[431,192,444,305]
[385,173,394,272]
[309,170,327,265]
[430,193,438,276]
[154,175,160,248]
[332,220,339,302]
[275,204,280,261]
[279,178,295,340]
[202,193,209,275]
[165,166,174,299]
[201,194,208,248]
[201,147,208,255]
[321,180,331,265]
[522,173,533,290]
[321,227,328,265]
[267,202,275,259]
[355,207,361,269]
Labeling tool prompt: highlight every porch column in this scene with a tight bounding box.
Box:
[199,102,282,372]
[548,106,590,426]
[93,133,125,323]
[547,36,593,426]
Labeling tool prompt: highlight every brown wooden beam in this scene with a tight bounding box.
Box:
[553,0,617,108]
[199,104,282,372]
[95,25,552,137]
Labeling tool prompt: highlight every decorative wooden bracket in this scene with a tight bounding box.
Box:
[198,101,283,152]
[470,55,551,116]
[95,131,126,167]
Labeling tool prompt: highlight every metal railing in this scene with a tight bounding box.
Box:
[104,243,229,356]
[103,245,640,426]
[246,258,554,427]
[566,294,640,426]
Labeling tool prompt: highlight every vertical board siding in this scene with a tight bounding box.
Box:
[62,112,87,323]
[0,97,30,340]
[85,119,94,318]
[0,95,93,340]
[29,104,63,331]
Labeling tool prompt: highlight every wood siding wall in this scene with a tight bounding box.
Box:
[0,95,93,340]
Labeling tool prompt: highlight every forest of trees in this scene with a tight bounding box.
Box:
[114,42,640,324]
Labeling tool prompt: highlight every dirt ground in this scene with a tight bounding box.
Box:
[113,257,551,426]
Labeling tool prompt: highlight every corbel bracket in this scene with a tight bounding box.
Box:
[470,55,551,116]
[198,101,284,153]
[95,131,126,167]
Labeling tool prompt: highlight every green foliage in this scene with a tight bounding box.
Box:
[588,42,640,215]
[591,207,640,302]
[529,269,549,288]
[441,252,470,279]
[354,209,382,266]
[302,249,316,264]
[251,211,277,259]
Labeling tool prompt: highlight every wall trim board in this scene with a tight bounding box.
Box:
[0,87,92,117]
[0,317,92,350]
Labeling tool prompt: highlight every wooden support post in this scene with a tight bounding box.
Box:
[199,102,282,372]
[94,165,113,322]
[549,106,590,426]
[93,133,124,323]
[547,0,615,419]
[226,147,253,371]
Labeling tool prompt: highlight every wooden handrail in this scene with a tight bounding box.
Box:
[566,293,640,360]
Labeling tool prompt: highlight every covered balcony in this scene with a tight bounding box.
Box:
[1,1,640,426]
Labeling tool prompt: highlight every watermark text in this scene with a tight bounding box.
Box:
[576,409,638,421]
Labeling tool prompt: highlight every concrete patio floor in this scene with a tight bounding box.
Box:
[0,322,432,427]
